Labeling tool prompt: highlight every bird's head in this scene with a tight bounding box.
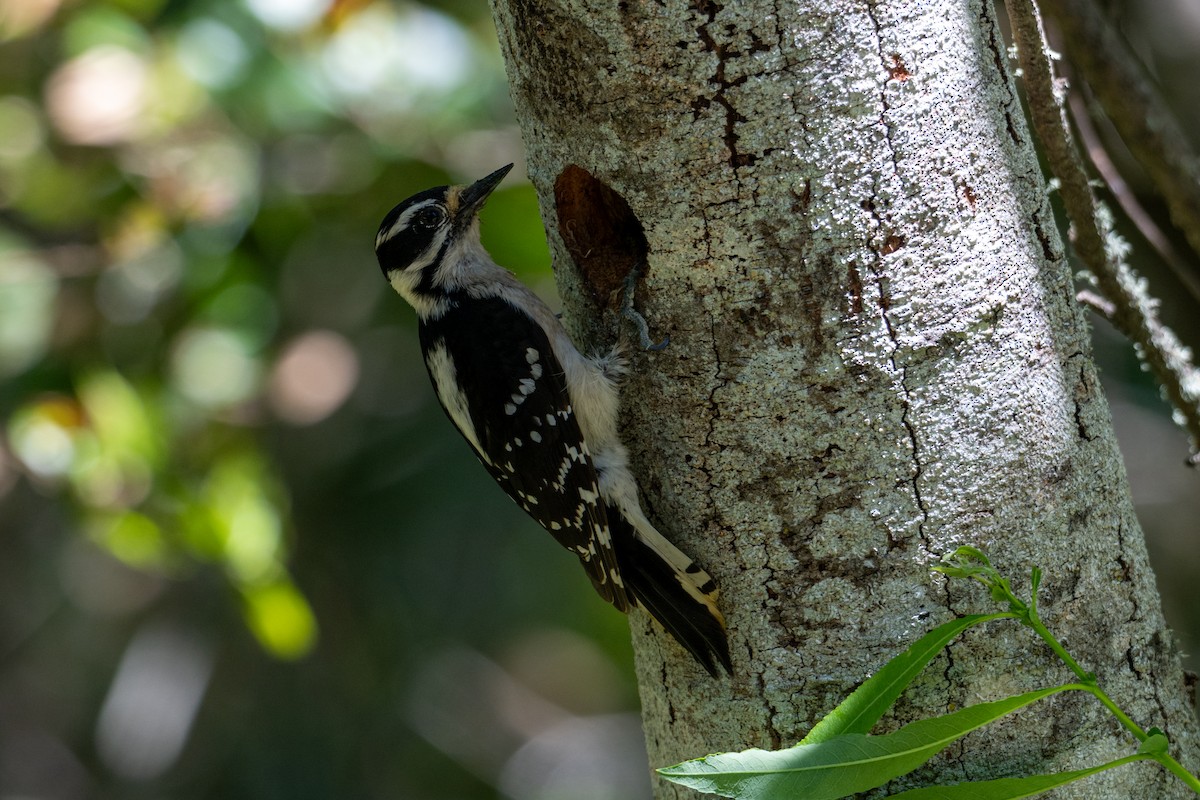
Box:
[374,163,513,315]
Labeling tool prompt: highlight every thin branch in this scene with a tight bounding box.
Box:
[1066,86,1200,305]
[1076,290,1115,321]
[1005,0,1200,464]
[1038,0,1200,270]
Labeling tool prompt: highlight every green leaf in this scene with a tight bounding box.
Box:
[933,546,993,579]
[802,613,1012,745]
[659,684,1083,800]
[1138,733,1169,755]
[885,754,1151,799]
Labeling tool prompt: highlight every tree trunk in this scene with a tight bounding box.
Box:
[489,0,1199,796]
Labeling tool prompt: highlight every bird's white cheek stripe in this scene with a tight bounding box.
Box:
[425,341,485,458]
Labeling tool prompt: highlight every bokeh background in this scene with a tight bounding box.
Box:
[0,0,1196,798]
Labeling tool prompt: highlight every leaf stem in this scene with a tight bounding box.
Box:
[1024,594,1149,741]
[1077,683,1147,742]
[938,548,1200,792]
[1154,754,1200,794]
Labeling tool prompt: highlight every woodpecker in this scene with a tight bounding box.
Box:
[373,164,730,675]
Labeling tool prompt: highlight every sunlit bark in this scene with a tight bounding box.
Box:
[490,0,1200,795]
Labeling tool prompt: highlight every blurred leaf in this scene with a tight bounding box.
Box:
[107,0,170,23]
[11,152,116,227]
[203,452,284,584]
[200,282,279,349]
[242,579,318,659]
[62,7,151,57]
[169,326,262,408]
[78,370,161,465]
[0,242,58,376]
[0,96,46,161]
[89,509,169,569]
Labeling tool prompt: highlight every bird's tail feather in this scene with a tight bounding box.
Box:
[608,511,731,676]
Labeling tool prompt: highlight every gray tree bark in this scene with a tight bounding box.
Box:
[489,0,1199,796]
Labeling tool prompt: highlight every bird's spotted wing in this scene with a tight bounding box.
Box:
[419,296,630,611]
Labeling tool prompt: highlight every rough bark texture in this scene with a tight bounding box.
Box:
[489,0,1199,796]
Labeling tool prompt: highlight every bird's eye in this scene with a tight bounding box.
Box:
[414,207,445,229]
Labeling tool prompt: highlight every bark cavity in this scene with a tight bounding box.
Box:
[554,165,650,306]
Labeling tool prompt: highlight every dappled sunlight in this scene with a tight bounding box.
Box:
[124,132,260,224]
[170,327,262,408]
[320,3,473,106]
[268,329,359,424]
[95,623,214,781]
[45,46,149,146]
[8,395,85,481]
[245,0,332,32]
[173,18,250,89]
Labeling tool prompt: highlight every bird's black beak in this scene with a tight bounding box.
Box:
[458,164,514,218]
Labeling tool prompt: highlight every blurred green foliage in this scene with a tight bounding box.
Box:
[0,0,644,797]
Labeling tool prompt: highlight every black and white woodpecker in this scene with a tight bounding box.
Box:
[373,164,731,675]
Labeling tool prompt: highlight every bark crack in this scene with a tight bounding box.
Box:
[863,0,929,546]
[1115,519,1137,622]
[1072,361,1096,442]
[758,670,784,749]
[691,0,773,174]
[700,309,729,543]
[865,0,900,178]
[978,1,1023,146]
[703,311,724,450]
